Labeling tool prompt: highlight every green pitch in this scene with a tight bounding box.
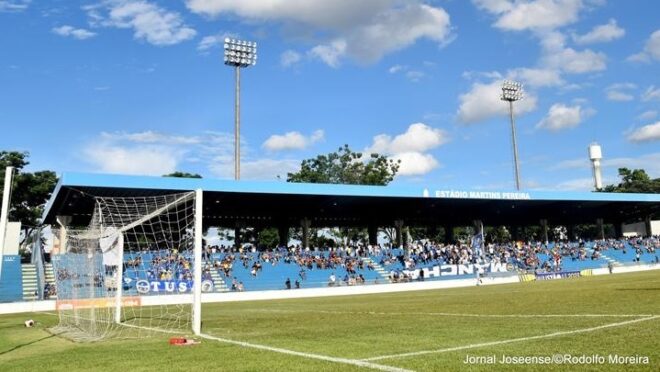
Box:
[1,270,659,371]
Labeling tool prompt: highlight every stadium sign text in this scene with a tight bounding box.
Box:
[535,271,581,280]
[403,262,508,280]
[431,190,532,200]
[135,280,215,294]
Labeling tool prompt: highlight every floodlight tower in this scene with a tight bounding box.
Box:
[224,38,257,180]
[588,143,603,190]
[500,80,524,191]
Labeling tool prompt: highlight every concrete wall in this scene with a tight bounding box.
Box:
[3,222,21,255]
[0,255,23,302]
[622,220,659,237]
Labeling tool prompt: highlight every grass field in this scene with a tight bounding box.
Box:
[1,270,659,371]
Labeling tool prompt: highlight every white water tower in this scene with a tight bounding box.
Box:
[588,143,603,190]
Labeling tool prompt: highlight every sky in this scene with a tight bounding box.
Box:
[0,0,659,192]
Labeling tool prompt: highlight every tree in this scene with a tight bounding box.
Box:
[0,151,58,243]
[600,168,660,193]
[287,145,400,185]
[163,171,202,178]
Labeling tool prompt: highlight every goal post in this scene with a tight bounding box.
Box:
[193,188,203,335]
[51,189,205,341]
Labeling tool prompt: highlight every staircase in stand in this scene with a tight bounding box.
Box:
[208,269,229,292]
[363,257,391,283]
[21,264,38,301]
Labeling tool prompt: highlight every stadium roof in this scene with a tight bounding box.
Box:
[42,172,660,228]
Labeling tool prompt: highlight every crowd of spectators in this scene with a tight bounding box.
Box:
[48,236,660,296]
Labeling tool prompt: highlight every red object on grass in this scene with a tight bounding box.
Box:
[169,337,186,345]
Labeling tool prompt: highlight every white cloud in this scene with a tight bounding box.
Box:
[86,129,306,180]
[405,70,425,82]
[627,29,660,63]
[388,65,426,82]
[197,35,221,51]
[549,157,590,170]
[536,103,589,131]
[506,67,563,88]
[280,50,302,67]
[85,144,179,175]
[474,1,608,74]
[365,123,449,176]
[542,46,607,74]
[52,25,97,40]
[100,130,202,145]
[641,85,660,102]
[209,158,300,180]
[366,123,449,154]
[550,152,660,179]
[572,19,624,44]
[186,1,452,66]
[473,0,586,31]
[552,177,597,191]
[605,83,636,102]
[86,0,196,46]
[391,152,439,176]
[263,130,325,151]
[388,65,405,74]
[637,110,658,121]
[0,0,30,12]
[604,153,660,177]
[197,32,235,52]
[457,80,538,124]
[627,122,660,143]
[309,40,346,68]
[538,31,607,74]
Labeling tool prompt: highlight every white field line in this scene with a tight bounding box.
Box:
[361,315,660,362]
[245,308,656,318]
[198,332,413,372]
[102,322,412,372]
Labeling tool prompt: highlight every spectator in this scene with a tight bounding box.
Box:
[328,273,336,287]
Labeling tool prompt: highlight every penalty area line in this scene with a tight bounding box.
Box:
[112,323,410,372]
[362,315,660,362]
[198,332,413,372]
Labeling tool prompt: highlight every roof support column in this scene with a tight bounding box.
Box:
[510,225,520,242]
[444,225,454,245]
[428,225,438,242]
[234,221,243,249]
[278,224,289,248]
[614,221,623,239]
[566,225,575,242]
[540,219,549,245]
[394,219,404,248]
[596,218,605,241]
[644,216,653,238]
[54,216,72,255]
[301,218,311,249]
[368,224,378,246]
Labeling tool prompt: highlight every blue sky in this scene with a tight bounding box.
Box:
[1,0,659,191]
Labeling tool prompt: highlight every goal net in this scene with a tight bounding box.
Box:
[51,190,203,341]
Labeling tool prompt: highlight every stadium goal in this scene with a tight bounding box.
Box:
[51,190,203,341]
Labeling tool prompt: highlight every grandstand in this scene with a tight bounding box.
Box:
[2,172,656,300]
[0,171,659,372]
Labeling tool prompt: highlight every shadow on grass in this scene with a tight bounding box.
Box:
[615,288,660,291]
[0,334,56,356]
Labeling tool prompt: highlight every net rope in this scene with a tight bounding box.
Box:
[51,192,198,341]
